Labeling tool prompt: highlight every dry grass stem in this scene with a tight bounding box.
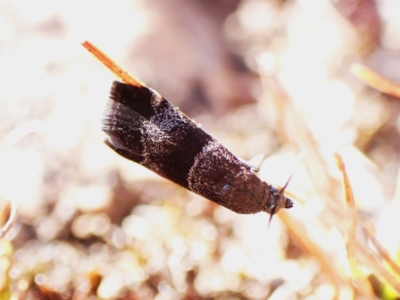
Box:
[360,249,400,294]
[82,41,145,87]
[351,63,400,99]
[364,222,400,277]
[335,154,374,298]
[279,211,342,296]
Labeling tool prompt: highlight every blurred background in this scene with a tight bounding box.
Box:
[0,0,400,299]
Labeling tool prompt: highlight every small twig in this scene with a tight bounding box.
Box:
[82,41,145,87]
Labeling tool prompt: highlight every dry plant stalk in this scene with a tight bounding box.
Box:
[351,63,400,99]
[0,199,16,239]
[82,41,145,87]
[350,64,400,295]
[262,65,395,298]
[364,222,400,277]
[263,73,342,215]
[0,122,44,238]
[262,73,343,296]
[335,154,374,298]
[279,211,341,295]
[360,249,400,294]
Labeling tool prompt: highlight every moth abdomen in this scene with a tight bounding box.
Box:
[187,140,269,213]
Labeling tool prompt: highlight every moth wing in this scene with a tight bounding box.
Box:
[102,81,214,189]
[102,98,146,159]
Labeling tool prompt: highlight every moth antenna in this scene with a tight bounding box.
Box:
[267,205,277,228]
[278,172,293,195]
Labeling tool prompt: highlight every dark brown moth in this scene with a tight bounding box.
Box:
[82,41,293,218]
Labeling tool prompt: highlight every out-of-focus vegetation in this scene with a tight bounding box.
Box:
[0,0,399,299]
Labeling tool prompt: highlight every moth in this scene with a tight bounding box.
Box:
[82,41,293,220]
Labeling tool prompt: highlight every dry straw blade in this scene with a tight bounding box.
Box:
[335,154,374,298]
[260,62,384,297]
[278,211,341,296]
[351,63,400,99]
[0,122,45,238]
[82,41,145,87]
[261,71,344,294]
[363,222,400,278]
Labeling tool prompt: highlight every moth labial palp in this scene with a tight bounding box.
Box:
[101,80,294,217]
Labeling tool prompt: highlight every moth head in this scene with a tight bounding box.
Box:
[264,179,293,226]
[264,186,293,215]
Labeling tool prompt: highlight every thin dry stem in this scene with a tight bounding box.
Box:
[364,221,400,277]
[0,121,46,150]
[394,164,400,200]
[279,211,341,298]
[82,41,145,87]
[335,154,374,298]
[360,249,400,294]
[351,63,400,99]
[0,122,43,238]
[263,74,342,213]
[0,200,17,239]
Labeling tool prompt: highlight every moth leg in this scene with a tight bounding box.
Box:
[238,154,265,173]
